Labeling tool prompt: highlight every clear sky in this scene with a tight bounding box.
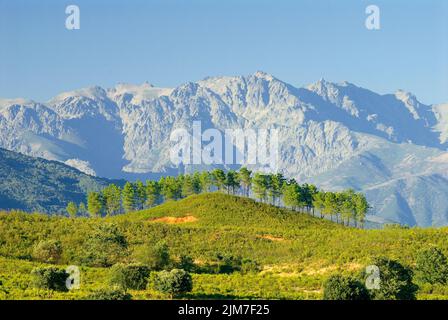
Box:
[0,0,447,104]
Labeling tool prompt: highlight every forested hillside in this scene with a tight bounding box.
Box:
[0,148,119,214]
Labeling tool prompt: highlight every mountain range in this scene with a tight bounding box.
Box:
[1,71,448,226]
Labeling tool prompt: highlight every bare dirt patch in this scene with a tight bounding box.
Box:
[150,215,198,224]
[302,262,363,276]
[261,263,300,277]
[258,234,286,242]
[261,262,363,277]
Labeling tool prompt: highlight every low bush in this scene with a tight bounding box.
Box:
[366,257,418,300]
[240,259,261,274]
[153,269,193,298]
[133,241,171,271]
[32,240,63,264]
[323,275,369,300]
[415,247,448,285]
[177,255,196,272]
[109,263,150,290]
[215,254,242,274]
[86,288,132,300]
[80,223,128,267]
[31,267,68,292]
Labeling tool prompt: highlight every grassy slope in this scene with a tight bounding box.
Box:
[1,193,448,300]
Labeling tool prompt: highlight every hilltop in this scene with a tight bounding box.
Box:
[1,193,448,300]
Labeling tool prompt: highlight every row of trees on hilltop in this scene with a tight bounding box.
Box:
[66,168,369,227]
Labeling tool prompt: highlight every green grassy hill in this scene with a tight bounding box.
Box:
[1,193,448,300]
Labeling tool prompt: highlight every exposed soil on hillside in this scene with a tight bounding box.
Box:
[150,215,198,224]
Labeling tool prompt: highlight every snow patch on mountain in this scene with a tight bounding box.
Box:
[108,82,173,105]
[432,103,448,144]
[64,158,97,176]
[0,98,35,110]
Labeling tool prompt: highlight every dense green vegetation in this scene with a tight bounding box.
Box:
[366,257,418,300]
[323,275,369,300]
[77,168,369,228]
[1,192,448,300]
[109,264,150,291]
[0,147,117,214]
[415,247,448,285]
[152,269,193,298]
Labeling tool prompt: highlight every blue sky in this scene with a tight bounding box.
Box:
[0,0,447,104]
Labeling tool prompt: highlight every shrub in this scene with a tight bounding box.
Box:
[134,241,170,270]
[215,254,242,274]
[415,247,448,285]
[81,223,128,267]
[383,223,409,230]
[366,257,418,300]
[153,269,193,298]
[0,278,7,297]
[86,288,132,300]
[31,267,68,292]
[32,240,63,264]
[109,263,151,290]
[177,255,196,272]
[323,275,369,300]
[240,258,261,274]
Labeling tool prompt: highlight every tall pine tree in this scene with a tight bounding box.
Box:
[146,181,161,208]
[102,184,122,216]
[122,182,136,213]
[238,167,252,196]
[87,192,103,217]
